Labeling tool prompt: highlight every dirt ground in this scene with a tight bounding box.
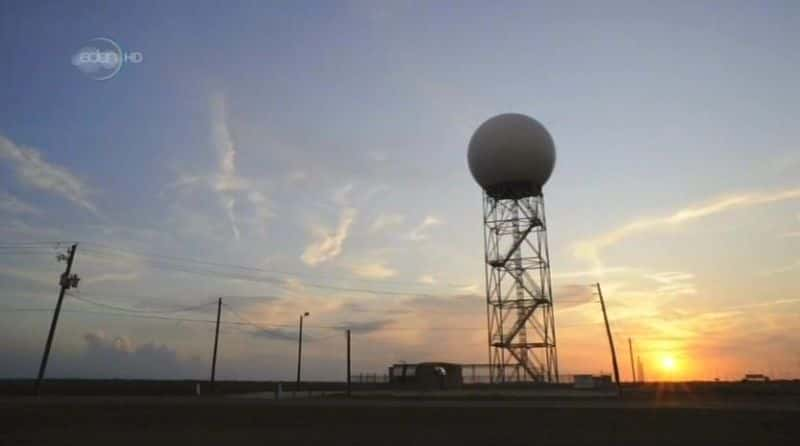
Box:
[1,396,798,445]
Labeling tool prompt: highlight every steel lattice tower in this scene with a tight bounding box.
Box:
[483,192,558,382]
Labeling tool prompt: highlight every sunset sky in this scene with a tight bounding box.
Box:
[1,1,799,382]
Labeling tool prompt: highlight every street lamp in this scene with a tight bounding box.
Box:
[296,312,310,393]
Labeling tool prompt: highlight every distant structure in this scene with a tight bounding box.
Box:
[742,373,770,382]
[388,363,463,389]
[573,374,613,390]
[467,113,558,383]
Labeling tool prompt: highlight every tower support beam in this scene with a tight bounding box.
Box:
[484,193,558,383]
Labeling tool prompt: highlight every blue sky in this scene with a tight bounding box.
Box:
[1,0,799,381]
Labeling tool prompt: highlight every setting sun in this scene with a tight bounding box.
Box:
[661,356,677,372]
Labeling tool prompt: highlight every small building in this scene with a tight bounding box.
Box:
[742,374,770,382]
[573,374,613,389]
[388,362,463,389]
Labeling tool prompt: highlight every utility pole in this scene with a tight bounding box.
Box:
[637,355,645,383]
[346,329,351,398]
[210,297,222,392]
[35,243,79,395]
[595,283,621,397]
[295,312,309,394]
[628,338,637,383]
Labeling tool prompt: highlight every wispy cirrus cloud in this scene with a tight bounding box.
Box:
[341,318,394,334]
[552,266,638,280]
[0,190,40,215]
[417,274,436,285]
[351,262,397,279]
[407,215,443,241]
[82,272,140,285]
[212,93,245,240]
[162,94,271,240]
[0,134,97,214]
[301,207,357,266]
[251,327,299,342]
[646,271,696,296]
[300,183,359,266]
[779,213,800,238]
[573,186,800,266]
[369,212,405,233]
[761,259,800,276]
[0,265,56,288]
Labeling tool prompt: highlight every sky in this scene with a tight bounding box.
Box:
[1,0,799,382]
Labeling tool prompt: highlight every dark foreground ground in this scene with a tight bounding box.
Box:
[1,395,798,446]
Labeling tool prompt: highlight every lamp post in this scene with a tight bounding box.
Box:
[296,312,310,393]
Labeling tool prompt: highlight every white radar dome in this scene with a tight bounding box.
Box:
[467,113,556,198]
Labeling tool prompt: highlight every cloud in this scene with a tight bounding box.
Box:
[418,274,436,285]
[369,213,405,233]
[366,150,388,162]
[0,134,97,213]
[552,266,637,280]
[342,319,394,334]
[779,213,800,238]
[761,259,800,276]
[644,271,696,295]
[646,272,694,284]
[211,94,244,240]
[0,265,58,288]
[70,331,194,379]
[301,207,357,266]
[407,216,443,241]
[250,320,391,341]
[286,170,308,184]
[451,283,479,294]
[162,94,271,240]
[333,183,355,207]
[772,151,800,175]
[573,186,800,266]
[351,262,397,279]
[0,190,40,215]
[82,272,140,285]
[555,284,596,308]
[251,327,299,342]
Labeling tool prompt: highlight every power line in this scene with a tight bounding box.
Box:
[0,241,76,247]
[68,293,218,315]
[81,246,457,298]
[4,240,595,302]
[0,292,635,331]
[0,302,697,334]
[79,241,445,290]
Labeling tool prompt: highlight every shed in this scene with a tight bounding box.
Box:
[389,362,463,389]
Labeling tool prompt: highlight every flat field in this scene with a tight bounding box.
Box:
[1,394,798,445]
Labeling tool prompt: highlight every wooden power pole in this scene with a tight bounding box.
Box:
[595,283,621,396]
[346,329,351,398]
[35,243,79,395]
[628,337,637,383]
[210,297,222,392]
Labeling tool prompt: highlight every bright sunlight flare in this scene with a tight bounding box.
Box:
[661,356,677,372]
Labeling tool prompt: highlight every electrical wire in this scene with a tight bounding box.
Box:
[85,246,451,298]
[0,241,76,246]
[79,241,445,290]
[0,301,683,334]
[67,293,218,315]
[4,240,595,303]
